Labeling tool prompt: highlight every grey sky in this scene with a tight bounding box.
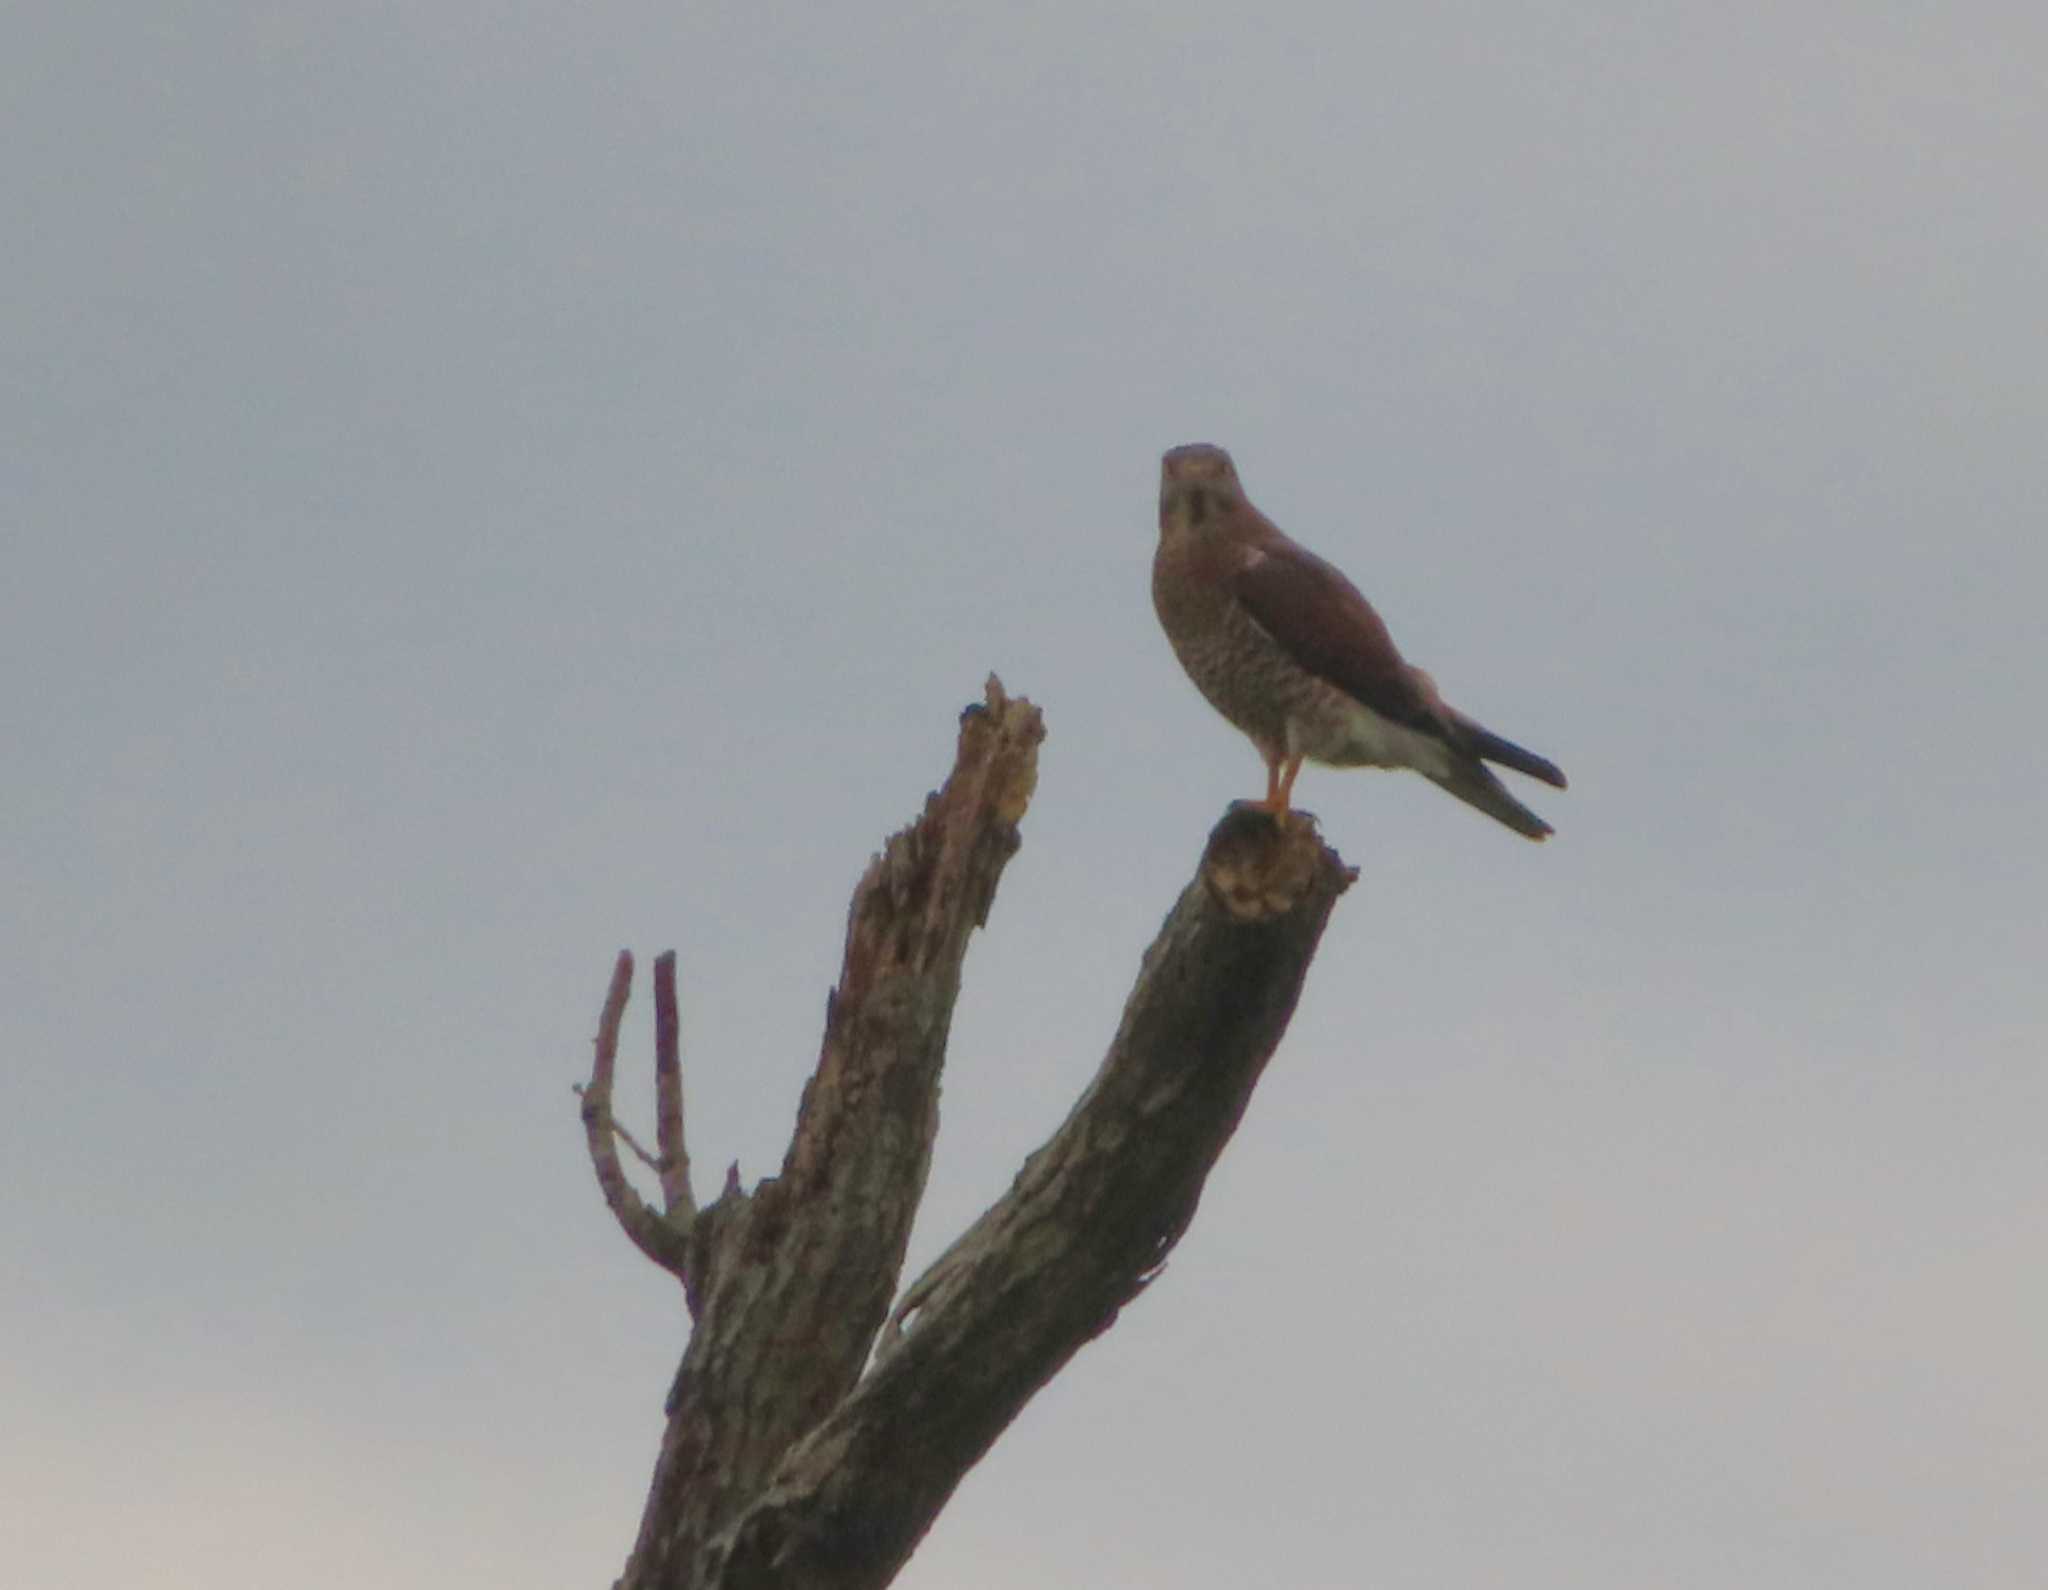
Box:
[7,3,2045,1586]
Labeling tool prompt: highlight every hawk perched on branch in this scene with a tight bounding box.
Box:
[1151,443,1567,839]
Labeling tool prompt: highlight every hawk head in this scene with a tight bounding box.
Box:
[1159,443,1246,536]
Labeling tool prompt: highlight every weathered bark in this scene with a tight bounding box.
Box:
[584,678,1351,1590]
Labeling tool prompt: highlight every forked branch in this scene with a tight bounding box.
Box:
[699,807,1351,1589]
[583,679,1350,1590]
[580,950,690,1279]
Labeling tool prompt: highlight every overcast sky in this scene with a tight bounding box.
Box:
[7,4,2046,1586]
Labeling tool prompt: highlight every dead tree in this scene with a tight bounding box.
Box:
[581,677,1353,1590]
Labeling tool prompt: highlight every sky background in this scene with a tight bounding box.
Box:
[7,3,2046,1586]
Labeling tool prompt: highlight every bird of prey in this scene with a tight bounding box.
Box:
[1152,443,1567,839]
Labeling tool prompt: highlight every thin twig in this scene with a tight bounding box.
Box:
[572,1085,665,1173]
[582,950,690,1279]
[653,950,696,1221]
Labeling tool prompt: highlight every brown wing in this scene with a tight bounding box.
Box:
[1230,541,1444,735]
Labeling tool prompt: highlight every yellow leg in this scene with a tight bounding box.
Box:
[1274,754,1304,813]
[1255,752,1303,815]
[1260,755,1284,811]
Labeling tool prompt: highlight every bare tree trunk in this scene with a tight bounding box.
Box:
[581,678,1351,1590]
